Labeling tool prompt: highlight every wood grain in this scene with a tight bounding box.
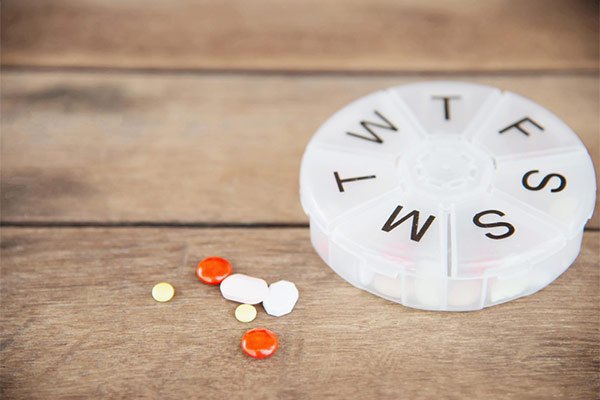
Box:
[2,71,598,227]
[1,227,598,399]
[2,2,598,398]
[1,0,598,72]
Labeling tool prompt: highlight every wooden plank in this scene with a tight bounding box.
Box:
[2,71,598,227]
[1,0,598,72]
[1,227,598,398]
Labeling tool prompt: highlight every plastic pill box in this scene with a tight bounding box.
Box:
[300,81,596,311]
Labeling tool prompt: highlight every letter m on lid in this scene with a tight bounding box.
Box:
[381,205,436,242]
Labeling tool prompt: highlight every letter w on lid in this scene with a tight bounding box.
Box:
[346,110,398,143]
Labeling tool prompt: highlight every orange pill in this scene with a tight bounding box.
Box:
[241,328,278,359]
[196,257,232,285]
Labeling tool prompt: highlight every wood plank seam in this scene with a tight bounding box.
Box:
[0,221,311,229]
[2,65,599,77]
[1,222,599,232]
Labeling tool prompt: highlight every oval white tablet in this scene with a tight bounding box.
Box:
[263,280,299,317]
[220,274,269,305]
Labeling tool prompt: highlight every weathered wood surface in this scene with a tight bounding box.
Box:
[1,228,598,399]
[1,0,598,398]
[1,0,598,72]
[2,71,598,227]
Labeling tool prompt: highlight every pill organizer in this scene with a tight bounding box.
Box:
[299,81,596,311]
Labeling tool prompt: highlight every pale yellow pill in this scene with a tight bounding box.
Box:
[152,282,175,302]
[235,304,257,323]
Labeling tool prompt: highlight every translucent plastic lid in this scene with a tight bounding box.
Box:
[300,81,596,311]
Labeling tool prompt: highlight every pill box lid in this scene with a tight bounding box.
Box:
[299,81,596,311]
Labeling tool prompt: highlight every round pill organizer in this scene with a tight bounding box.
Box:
[299,81,596,311]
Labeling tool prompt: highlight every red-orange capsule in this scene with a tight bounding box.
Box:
[241,328,278,359]
[196,257,232,285]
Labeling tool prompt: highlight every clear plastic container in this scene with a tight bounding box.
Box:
[299,81,596,311]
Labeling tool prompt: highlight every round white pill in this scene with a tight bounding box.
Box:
[263,280,299,317]
[219,273,269,305]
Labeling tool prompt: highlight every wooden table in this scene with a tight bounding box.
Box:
[1,1,598,398]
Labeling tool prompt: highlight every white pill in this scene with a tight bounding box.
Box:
[220,274,269,305]
[263,280,299,317]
